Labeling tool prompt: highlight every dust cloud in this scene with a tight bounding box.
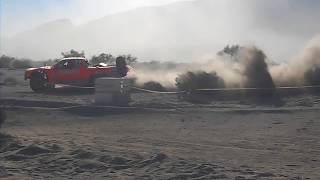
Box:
[134,35,320,91]
[271,35,320,86]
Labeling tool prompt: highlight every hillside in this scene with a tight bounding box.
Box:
[2,0,320,61]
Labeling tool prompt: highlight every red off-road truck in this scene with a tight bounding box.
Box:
[25,57,133,92]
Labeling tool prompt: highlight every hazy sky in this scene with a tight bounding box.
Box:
[1,0,319,62]
[0,0,190,37]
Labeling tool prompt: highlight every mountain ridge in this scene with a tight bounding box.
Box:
[2,0,320,61]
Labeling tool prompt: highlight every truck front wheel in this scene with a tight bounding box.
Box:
[30,72,50,92]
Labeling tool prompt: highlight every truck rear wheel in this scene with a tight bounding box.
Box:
[30,72,50,92]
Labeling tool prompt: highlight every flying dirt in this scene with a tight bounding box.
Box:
[2,36,320,179]
[134,35,320,93]
[271,35,320,86]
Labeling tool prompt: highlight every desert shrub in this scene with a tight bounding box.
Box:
[61,49,85,58]
[304,67,320,93]
[176,71,225,92]
[4,77,19,86]
[175,71,225,104]
[90,53,115,65]
[89,53,138,66]
[241,47,275,89]
[304,67,320,85]
[120,54,138,65]
[217,44,242,58]
[142,81,166,91]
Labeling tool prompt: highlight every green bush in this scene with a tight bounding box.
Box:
[61,49,85,58]
[175,71,225,92]
[142,81,166,92]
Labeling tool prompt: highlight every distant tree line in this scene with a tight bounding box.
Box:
[61,49,85,58]
[61,49,137,65]
[0,49,138,69]
[61,49,138,65]
[0,55,32,69]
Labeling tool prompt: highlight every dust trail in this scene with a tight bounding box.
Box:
[134,35,320,90]
[270,35,320,86]
[132,56,243,89]
[134,46,275,90]
[134,69,180,89]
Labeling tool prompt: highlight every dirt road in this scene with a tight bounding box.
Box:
[1,107,319,179]
[1,68,320,179]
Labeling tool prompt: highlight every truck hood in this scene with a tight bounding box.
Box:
[26,66,52,71]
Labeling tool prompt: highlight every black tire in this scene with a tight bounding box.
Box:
[30,72,49,92]
[116,56,128,77]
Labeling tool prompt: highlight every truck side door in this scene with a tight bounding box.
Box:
[53,59,81,84]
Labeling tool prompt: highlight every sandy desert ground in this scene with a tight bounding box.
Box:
[1,68,320,179]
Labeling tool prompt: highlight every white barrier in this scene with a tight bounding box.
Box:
[94,77,133,105]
